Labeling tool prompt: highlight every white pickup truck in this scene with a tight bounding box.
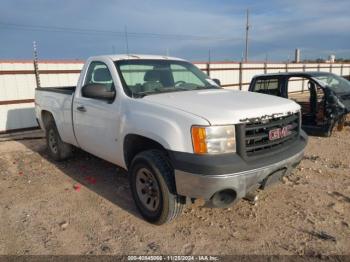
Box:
[35,54,307,224]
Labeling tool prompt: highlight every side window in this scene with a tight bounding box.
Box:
[84,62,115,93]
[287,77,324,103]
[287,77,306,96]
[253,78,280,96]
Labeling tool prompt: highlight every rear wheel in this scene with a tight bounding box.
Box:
[46,119,72,161]
[129,150,185,225]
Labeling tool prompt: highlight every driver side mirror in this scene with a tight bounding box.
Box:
[213,79,221,86]
[82,83,115,102]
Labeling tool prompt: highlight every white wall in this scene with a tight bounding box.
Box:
[0,60,83,132]
[0,60,349,132]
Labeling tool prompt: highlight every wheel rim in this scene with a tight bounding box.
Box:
[48,129,58,154]
[135,168,160,212]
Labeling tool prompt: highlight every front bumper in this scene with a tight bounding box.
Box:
[171,132,307,203]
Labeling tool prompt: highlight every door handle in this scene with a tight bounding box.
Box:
[76,105,86,112]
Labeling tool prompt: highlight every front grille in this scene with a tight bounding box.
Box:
[242,113,300,158]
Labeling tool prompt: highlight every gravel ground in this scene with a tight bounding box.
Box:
[0,127,349,256]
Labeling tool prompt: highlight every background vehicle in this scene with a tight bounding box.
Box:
[249,72,350,136]
[35,54,307,224]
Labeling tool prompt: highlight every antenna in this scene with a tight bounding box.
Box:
[244,8,250,62]
[33,41,41,88]
[124,25,129,55]
[112,45,116,54]
[207,48,211,77]
[166,48,169,57]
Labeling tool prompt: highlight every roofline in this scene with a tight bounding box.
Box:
[90,54,186,62]
[252,71,336,78]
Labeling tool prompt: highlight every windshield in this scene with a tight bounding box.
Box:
[312,73,350,94]
[115,59,220,97]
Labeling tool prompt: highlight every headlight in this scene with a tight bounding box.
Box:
[191,125,236,154]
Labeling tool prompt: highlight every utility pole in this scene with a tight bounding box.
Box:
[33,41,41,88]
[244,8,250,62]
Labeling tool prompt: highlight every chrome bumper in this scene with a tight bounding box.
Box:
[174,149,304,201]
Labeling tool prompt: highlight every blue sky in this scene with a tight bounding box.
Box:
[1,0,349,61]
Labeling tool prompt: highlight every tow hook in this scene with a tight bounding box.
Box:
[243,191,259,204]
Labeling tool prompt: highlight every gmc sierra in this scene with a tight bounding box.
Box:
[35,54,308,224]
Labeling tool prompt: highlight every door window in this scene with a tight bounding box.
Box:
[84,62,115,93]
[287,77,324,104]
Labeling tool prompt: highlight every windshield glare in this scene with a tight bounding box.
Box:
[115,59,220,97]
[313,73,350,93]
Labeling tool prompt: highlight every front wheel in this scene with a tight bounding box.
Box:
[129,150,185,225]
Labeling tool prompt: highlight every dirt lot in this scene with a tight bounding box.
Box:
[0,127,349,256]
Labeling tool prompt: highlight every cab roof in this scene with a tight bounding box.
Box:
[90,54,186,62]
[253,71,334,78]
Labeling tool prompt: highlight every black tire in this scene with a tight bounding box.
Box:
[46,118,72,161]
[129,149,185,225]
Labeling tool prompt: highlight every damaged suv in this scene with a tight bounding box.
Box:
[249,72,350,136]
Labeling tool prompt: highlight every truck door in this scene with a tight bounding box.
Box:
[73,61,120,164]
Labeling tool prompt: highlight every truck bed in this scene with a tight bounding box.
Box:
[36,86,76,95]
[35,86,77,146]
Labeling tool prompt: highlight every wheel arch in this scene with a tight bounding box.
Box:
[123,134,168,169]
[41,110,55,129]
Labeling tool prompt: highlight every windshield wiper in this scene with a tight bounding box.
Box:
[132,87,191,98]
[195,85,221,90]
[132,90,159,98]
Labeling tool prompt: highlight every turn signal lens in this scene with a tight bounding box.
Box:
[191,127,207,154]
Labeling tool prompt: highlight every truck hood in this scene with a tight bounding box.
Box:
[143,89,300,125]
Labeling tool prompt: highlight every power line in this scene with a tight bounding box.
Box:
[0,22,242,42]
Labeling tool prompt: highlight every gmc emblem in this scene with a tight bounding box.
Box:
[269,125,293,141]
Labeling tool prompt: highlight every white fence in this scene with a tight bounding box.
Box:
[1,59,349,133]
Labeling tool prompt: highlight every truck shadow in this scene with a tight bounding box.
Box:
[18,137,143,220]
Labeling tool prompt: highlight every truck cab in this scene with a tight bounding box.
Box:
[249,72,350,136]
